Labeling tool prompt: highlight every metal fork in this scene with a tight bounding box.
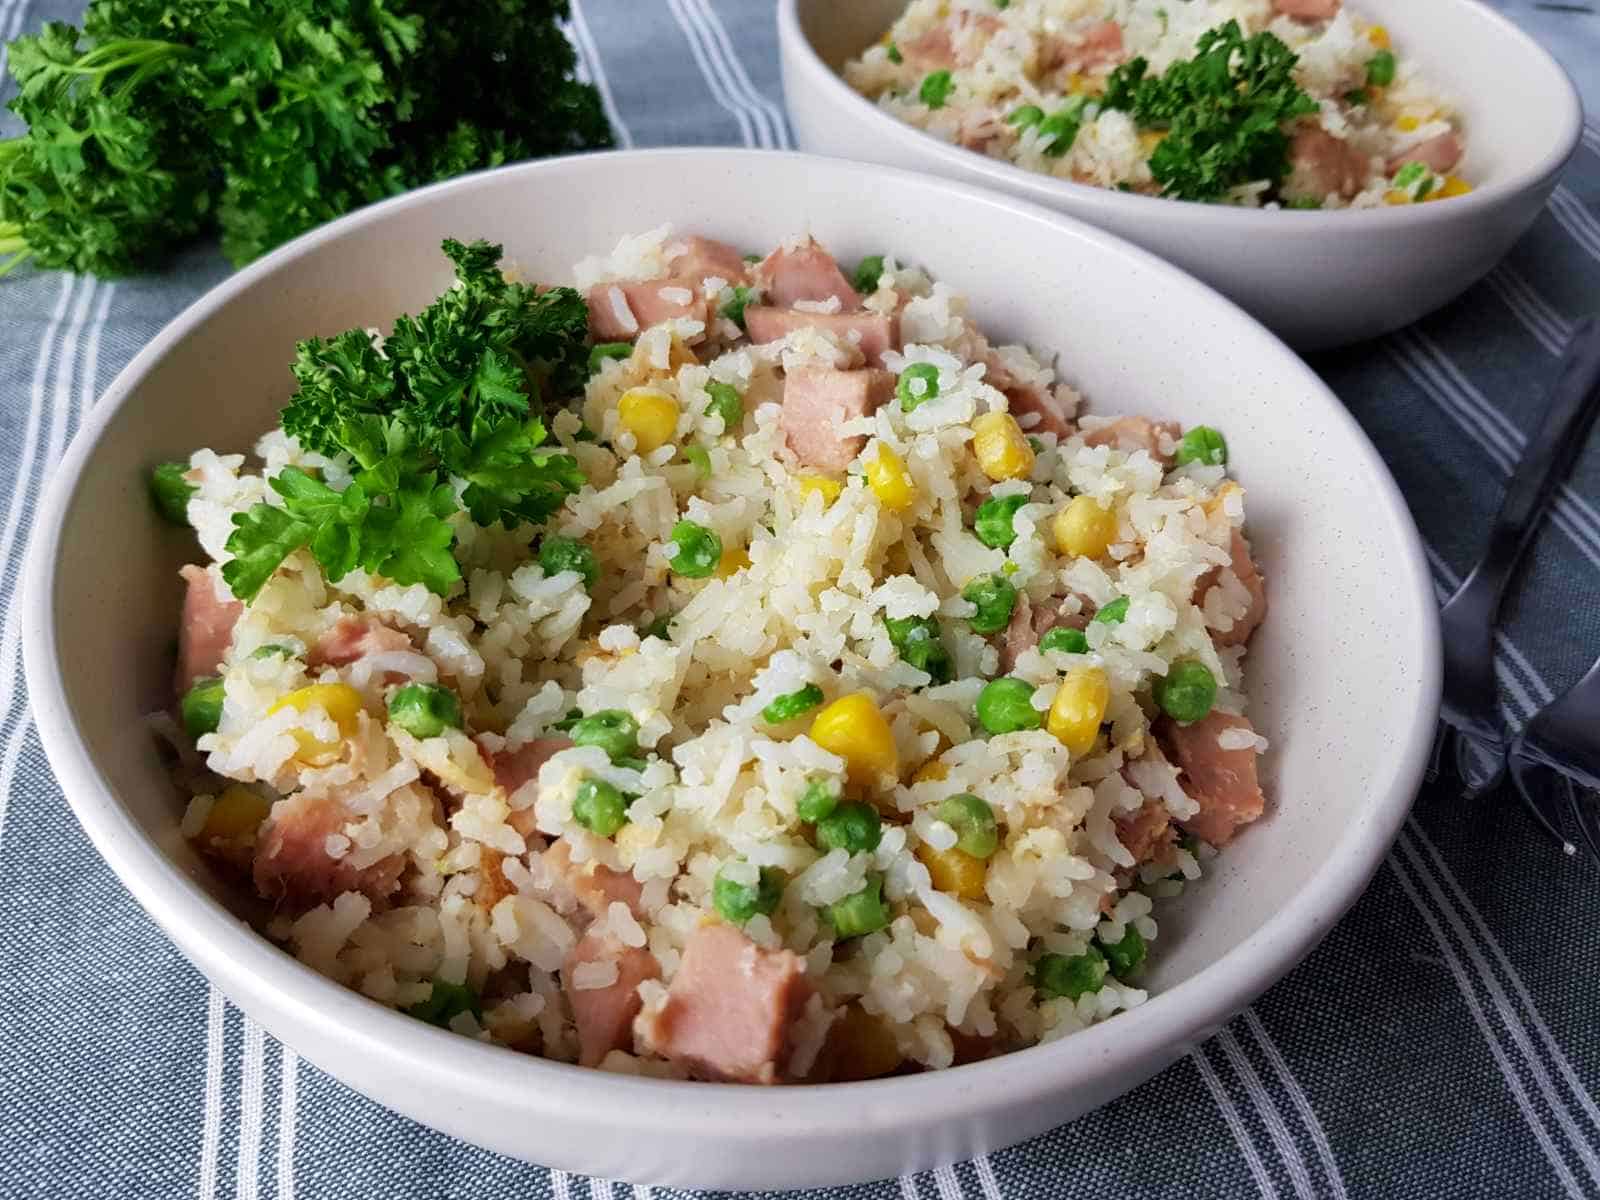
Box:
[1431,315,1600,808]
[1508,651,1600,862]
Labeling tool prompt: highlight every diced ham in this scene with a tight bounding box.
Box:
[1040,20,1124,74]
[308,615,413,668]
[1387,131,1463,177]
[544,838,646,921]
[175,564,241,697]
[487,736,573,798]
[586,279,709,341]
[637,923,811,1083]
[667,235,749,286]
[1272,0,1340,20]
[779,366,895,472]
[1112,798,1175,864]
[984,351,1074,439]
[1197,529,1268,648]
[744,306,899,368]
[1282,127,1371,203]
[756,239,861,311]
[997,591,1088,672]
[563,931,660,1068]
[1158,712,1266,847]
[253,791,404,912]
[1082,416,1182,468]
[898,12,1002,71]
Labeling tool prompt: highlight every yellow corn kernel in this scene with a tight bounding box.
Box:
[1052,494,1118,559]
[1395,114,1420,132]
[865,443,917,511]
[810,692,899,785]
[971,412,1034,481]
[912,758,950,784]
[716,545,751,578]
[1384,190,1411,205]
[1138,130,1167,154]
[268,682,364,762]
[916,843,987,901]
[1437,175,1473,199]
[798,475,844,507]
[617,388,680,455]
[202,784,271,843]
[1047,666,1110,758]
[1367,24,1390,48]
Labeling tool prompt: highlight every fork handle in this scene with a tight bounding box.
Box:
[1442,316,1600,633]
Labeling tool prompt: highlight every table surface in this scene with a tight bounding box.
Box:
[1,2,1598,1197]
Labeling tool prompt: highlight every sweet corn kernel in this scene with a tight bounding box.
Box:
[716,546,751,578]
[810,692,899,785]
[1437,175,1473,199]
[202,784,271,842]
[971,412,1034,481]
[865,443,917,511]
[1053,494,1118,559]
[798,475,844,507]
[1367,24,1390,48]
[1047,666,1110,758]
[1395,114,1420,132]
[1384,190,1410,206]
[916,843,987,900]
[617,388,680,455]
[269,682,364,762]
[912,758,950,784]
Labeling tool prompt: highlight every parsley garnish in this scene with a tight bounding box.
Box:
[222,239,587,603]
[1100,21,1318,203]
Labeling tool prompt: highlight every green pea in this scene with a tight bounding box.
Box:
[884,614,952,683]
[1173,426,1227,468]
[897,362,941,413]
[887,42,903,64]
[1286,196,1324,210]
[573,777,629,837]
[1039,626,1088,655]
[1343,87,1369,107]
[937,793,999,859]
[816,801,882,855]
[1033,946,1108,999]
[1099,925,1147,977]
[974,493,1028,549]
[1027,436,1045,454]
[406,978,482,1028]
[250,644,295,660]
[1154,659,1217,724]
[713,864,785,924]
[1007,103,1044,129]
[797,777,841,823]
[150,462,195,526]
[1392,161,1429,189]
[387,683,463,739]
[962,573,1017,635]
[1093,596,1130,625]
[549,708,584,732]
[642,614,673,641]
[681,445,712,478]
[1365,49,1395,86]
[569,709,639,761]
[826,874,890,939]
[668,520,722,578]
[180,676,225,739]
[704,381,743,430]
[1038,100,1088,156]
[721,285,754,331]
[976,677,1042,734]
[852,254,886,294]
[588,342,632,375]
[539,536,598,590]
[919,69,954,109]
[762,684,824,724]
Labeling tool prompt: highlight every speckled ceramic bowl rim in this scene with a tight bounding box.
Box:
[23,149,1439,1146]
[776,0,1582,230]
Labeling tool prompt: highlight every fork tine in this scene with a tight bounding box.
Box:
[1559,775,1600,864]
[1507,757,1578,856]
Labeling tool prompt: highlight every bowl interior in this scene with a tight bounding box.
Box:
[792,0,1575,196]
[32,151,1435,1130]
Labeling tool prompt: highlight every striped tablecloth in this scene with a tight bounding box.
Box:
[2,2,1598,1197]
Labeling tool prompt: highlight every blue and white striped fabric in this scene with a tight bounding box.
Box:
[1,2,1598,1197]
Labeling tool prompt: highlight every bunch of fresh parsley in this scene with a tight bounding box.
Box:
[0,1,612,278]
[222,239,588,603]
[1100,21,1318,203]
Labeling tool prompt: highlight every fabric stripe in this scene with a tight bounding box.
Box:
[276,1047,298,1200]
[1190,1047,1279,1199]
[198,989,227,1200]
[1484,265,1572,355]
[1239,1010,1349,1200]
[664,0,763,148]
[930,1164,964,1200]
[568,0,635,149]
[973,1156,1004,1200]
[1548,186,1600,261]
[552,1169,573,1200]
[1215,1028,1317,1200]
[686,0,792,148]
[237,1018,266,1200]
[1425,546,1554,711]
[898,1174,922,1200]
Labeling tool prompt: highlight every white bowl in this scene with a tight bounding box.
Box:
[23,149,1439,1190]
[778,0,1582,350]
